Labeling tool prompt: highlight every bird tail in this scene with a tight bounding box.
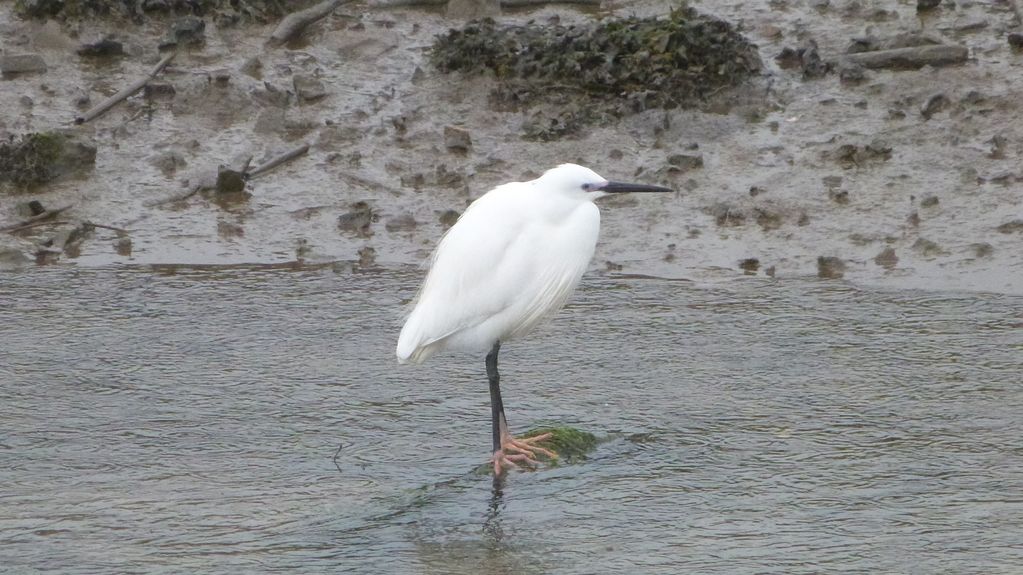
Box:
[396,313,434,364]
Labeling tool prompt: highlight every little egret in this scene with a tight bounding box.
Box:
[396,163,672,474]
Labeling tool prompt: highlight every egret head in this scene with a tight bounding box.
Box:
[537,163,673,200]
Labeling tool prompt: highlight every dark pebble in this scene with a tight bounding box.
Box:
[817,256,846,279]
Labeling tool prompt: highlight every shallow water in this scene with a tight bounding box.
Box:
[1,267,1022,574]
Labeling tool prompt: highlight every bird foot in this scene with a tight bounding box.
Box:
[492,432,558,475]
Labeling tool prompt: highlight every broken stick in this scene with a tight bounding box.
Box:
[75,51,176,124]
[1,205,73,233]
[841,44,968,70]
[269,0,346,46]
[246,144,310,179]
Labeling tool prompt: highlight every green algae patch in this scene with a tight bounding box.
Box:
[431,6,761,139]
[0,132,96,191]
[521,427,599,465]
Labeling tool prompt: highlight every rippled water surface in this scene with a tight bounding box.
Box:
[2,267,1022,574]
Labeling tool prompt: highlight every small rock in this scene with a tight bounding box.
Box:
[438,209,460,228]
[160,16,206,50]
[838,62,866,84]
[748,186,765,197]
[920,195,939,208]
[444,126,472,152]
[143,82,176,99]
[357,246,376,268]
[215,165,247,194]
[952,17,988,32]
[217,221,244,238]
[874,247,898,269]
[1009,33,1023,50]
[239,56,262,79]
[19,95,33,107]
[293,74,327,102]
[739,258,760,274]
[916,0,940,11]
[817,256,846,279]
[907,211,920,226]
[911,238,945,256]
[710,203,746,227]
[970,243,993,257]
[988,135,1007,159]
[996,219,1023,234]
[15,200,47,217]
[113,237,132,256]
[77,38,124,57]
[799,39,832,78]
[0,54,47,75]
[920,93,950,120]
[385,213,417,232]
[338,201,375,237]
[149,150,187,176]
[666,153,703,173]
[829,189,850,204]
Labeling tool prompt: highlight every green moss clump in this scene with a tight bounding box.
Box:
[522,426,599,465]
[431,6,761,138]
[0,132,96,191]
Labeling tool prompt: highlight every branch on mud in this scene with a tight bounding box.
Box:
[841,44,968,69]
[75,51,177,125]
[146,183,204,207]
[1,205,73,233]
[246,144,310,179]
[268,0,347,46]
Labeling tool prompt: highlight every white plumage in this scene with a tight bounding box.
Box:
[397,164,603,363]
[394,163,671,474]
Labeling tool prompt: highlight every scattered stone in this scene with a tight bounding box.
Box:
[916,0,940,11]
[912,238,946,256]
[843,44,968,70]
[996,219,1023,234]
[987,135,1007,159]
[1009,33,1023,50]
[970,243,993,257]
[19,96,33,107]
[443,126,472,152]
[777,39,831,78]
[874,247,898,269]
[357,246,376,268]
[748,186,766,197]
[952,17,987,33]
[149,150,187,176]
[217,221,244,238]
[160,16,206,50]
[838,62,866,84]
[0,132,97,189]
[755,208,783,231]
[113,237,132,256]
[1,54,47,75]
[438,209,460,228]
[77,38,124,57]
[293,74,326,102]
[710,202,745,227]
[385,213,417,232]
[666,154,703,173]
[829,189,850,204]
[817,256,846,279]
[338,201,375,237]
[143,82,176,99]
[240,56,263,79]
[828,140,891,168]
[920,93,950,120]
[739,258,760,274]
[209,68,232,84]
[15,200,47,217]
[920,195,939,208]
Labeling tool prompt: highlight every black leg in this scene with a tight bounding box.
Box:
[487,341,506,454]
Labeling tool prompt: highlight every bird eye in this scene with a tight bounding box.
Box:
[581,183,592,191]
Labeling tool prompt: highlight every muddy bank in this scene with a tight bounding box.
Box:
[0,0,1021,294]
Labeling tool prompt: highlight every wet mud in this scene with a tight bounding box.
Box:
[1,1,1021,294]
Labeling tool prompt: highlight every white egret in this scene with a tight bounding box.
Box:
[397,163,672,474]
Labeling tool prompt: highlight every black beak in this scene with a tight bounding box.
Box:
[601,181,673,194]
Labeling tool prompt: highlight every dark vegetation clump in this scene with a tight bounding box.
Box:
[0,132,97,191]
[431,7,761,139]
[14,0,293,25]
